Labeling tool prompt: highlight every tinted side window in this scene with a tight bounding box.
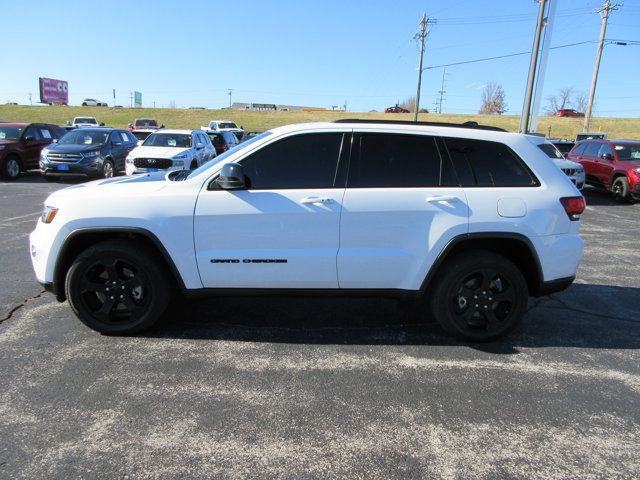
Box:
[598,143,612,157]
[23,126,42,141]
[573,143,587,155]
[583,142,601,157]
[239,133,344,189]
[349,133,448,188]
[444,137,538,187]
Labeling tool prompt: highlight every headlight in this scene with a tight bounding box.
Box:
[633,168,640,174]
[172,153,188,160]
[83,150,101,158]
[41,206,58,224]
[173,160,184,167]
[126,156,134,164]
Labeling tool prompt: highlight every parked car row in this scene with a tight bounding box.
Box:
[567,138,640,201]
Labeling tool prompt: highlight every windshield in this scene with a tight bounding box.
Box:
[132,131,152,141]
[218,122,237,129]
[59,130,109,145]
[538,143,564,160]
[187,131,272,179]
[0,125,24,140]
[143,133,192,148]
[135,119,158,127]
[614,143,640,161]
[75,117,97,124]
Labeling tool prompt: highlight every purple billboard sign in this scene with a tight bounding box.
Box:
[39,77,68,105]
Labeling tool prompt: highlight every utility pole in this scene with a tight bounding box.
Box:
[414,14,436,121]
[583,1,620,131]
[227,89,233,108]
[28,93,32,105]
[437,67,447,114]
[129,92,133,108]
[519,0,548,133]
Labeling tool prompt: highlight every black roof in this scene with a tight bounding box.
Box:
[333,118,507,132]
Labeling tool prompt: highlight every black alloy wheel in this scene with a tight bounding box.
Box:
[430,251,528,341]
[66,240,171,334]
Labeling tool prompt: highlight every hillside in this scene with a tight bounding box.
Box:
[1,105,637,140]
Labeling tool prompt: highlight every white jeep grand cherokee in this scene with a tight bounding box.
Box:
[29,120,585,341]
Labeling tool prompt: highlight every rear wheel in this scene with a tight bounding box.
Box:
[611,176,631,202]
[65,240,171,334]
[190,160,198,169]
[430,251,528,341]
[1,156,21,180]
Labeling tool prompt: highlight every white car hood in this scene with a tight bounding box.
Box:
[46,172,168,204]
[552,157,582,169]
[129,145,190,159]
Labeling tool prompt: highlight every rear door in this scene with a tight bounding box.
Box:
[337,131,469,290]
[20,125,49,168]
[595,143,615,185]
[581,142,603,183]
[194,131,349,288]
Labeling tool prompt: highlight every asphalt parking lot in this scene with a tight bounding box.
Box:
[1,173,638,479]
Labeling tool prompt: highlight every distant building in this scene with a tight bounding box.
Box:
[230,102,322,112]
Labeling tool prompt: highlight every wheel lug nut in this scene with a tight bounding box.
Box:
[475,304,479,307]
[484,305,488,309]
[120,295,123,298]
[113,281,116,285]
[489,297,492,301]
[106,287,109,291]
[110,296,114,300]
[474,295,478,299]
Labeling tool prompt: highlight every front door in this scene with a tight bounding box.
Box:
[194,131,349,288]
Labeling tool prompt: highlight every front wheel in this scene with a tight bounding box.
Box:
[611,176,631,202]
[430,251,528,341]
[65,240,171,334]
[1,156,21,180]
[101,159,114,178]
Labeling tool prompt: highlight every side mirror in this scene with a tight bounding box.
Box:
[160,124,165,128]
[196,142,204,149]
[52,139,58,143]
[23,135,35,142]
[215,163,245,190]
[127,123,133,128]
[601,153,613,161]
[99,122,105,126]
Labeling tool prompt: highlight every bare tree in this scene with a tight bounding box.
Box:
[574,91,588,112]
[399,96,416,113]
[544,87,588,115]
[479,83,507,115]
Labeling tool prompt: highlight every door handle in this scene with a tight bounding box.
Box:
[301,197,333,205]
[426,195,458,203]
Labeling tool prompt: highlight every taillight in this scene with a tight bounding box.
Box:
[560,196,586,221]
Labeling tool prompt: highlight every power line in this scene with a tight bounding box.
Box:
[423,41,597,70]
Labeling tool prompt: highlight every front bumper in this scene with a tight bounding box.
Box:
[40,160,102,177]
[125,162,186,176]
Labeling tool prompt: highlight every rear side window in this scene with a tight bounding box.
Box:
[572,143,587,155]
[583,142,601,157]
[239,133,345,189]
[348,133,451,188]
[598,143,612,157]
[444,137,538,187]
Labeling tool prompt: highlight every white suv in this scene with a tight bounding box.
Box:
[125,129,216,175]
[29,120,585,341]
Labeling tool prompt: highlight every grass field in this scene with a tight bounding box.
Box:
[1,105,638,140]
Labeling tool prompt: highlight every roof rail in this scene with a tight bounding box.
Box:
[332,118,507,132]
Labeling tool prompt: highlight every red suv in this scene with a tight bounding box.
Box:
[384,105,410,113]
[0,123,67,180]
[556,109,584,118]
[567,139,640,201]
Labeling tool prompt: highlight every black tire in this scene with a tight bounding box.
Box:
[611,176,631,202]
[101,159,114,178]
[65,240,171,334]
[82,102,87,106]
[430,250,528,341]
[1,155,21,180]
[190,160,198,169]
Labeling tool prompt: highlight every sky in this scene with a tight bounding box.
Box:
[2,0,639,117]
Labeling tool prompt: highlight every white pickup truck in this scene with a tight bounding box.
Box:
[200,120,244,140]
